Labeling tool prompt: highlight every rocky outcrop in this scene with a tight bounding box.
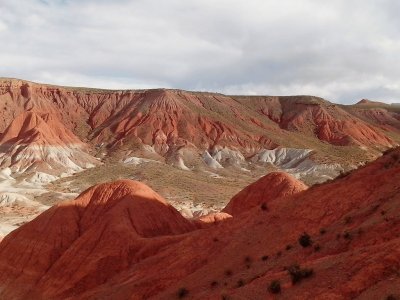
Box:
[0,111,99,176]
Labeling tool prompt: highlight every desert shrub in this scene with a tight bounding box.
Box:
[298,232,313,247]
[237,279,245,287]
[319,228,326,235]
[287,264,314,284]
[177,288,188,298]
[224,269,233,277]
[343,231,352,240]
[244,256,252,263]
[286,244,293,251]
[261,202,268,211]
[268,280,281,294]
[344,216,352,224]
[386,295,398,300]
[314,244,321,252]
[391,153,400,161]
[261,255,269,261]
[210,281,218,288]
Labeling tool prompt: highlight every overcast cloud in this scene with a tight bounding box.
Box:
[0,0,400,103]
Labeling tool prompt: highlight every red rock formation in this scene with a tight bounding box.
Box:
[1,149,400,299]
[0,111,99,174]
[356,98,386,106]
[235,95,394,147]
[1,79,397,162]
[223,172,307,216]
[0,111,84,146]
[194,212,233,228]
[0,180,196,299]
[346,106,400,133]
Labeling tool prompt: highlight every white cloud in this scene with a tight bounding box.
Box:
[0,20,7,32]
[0,0,399,103]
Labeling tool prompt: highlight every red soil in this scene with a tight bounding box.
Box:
[223,172,307,216]
[1,148,400,299]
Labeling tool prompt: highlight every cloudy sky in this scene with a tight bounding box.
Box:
[1,0,399,103]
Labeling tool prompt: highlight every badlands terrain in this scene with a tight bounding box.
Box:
[0,141,399,299]
[0,78,400,298]
[1,78,400,237]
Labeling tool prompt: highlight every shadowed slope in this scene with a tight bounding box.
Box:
[0,180,196,299]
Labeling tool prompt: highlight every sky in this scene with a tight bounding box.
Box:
[0,0,400,104]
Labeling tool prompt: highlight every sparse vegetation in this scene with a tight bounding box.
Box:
[177,288,188,298]
[299,232,313,247]
[268,280,281,294]
[391,153,400,161]
[343,231,352,240]
[314,244,321,252]
[224,270,233,277]
[261,202,268,211]
[287,264,314,284]
[261,255,269,261]
[210,281,218,288]
[237,279,245,287]
[386,295,398,300]
[319,228,326,235]
[286,244,293,251]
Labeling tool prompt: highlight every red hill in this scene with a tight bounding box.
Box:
[223,171,307,216]
[0,111,99,175]
[0,148,400,298]
[0,180,195,299]
[0,79,398,169]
